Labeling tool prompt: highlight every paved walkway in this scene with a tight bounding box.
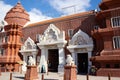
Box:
[0,72,120,80]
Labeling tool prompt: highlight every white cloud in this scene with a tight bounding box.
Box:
[27,8,52,25]
[48,0,91,15]
[0,1,12,24]
[0,1,52,26]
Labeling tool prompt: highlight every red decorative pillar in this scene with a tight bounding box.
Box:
[25,66,38,80]
[64,65,77,80]
[0,2,30,72]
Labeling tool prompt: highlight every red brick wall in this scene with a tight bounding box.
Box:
[22,13,96,42]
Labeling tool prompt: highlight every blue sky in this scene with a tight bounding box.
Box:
[0,0,101,25]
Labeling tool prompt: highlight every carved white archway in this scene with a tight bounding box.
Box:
[37,24,67,73]
[67,29,93,73]
[19,37,38,72]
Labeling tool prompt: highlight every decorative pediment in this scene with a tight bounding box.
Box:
[44,24,60,36]
[69,29,93,45]
[38,24,66,44]
[44,24,60,41]
[21,37,36,50]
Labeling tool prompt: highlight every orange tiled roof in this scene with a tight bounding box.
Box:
[25,10,95,28]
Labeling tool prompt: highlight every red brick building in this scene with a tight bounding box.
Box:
[0,0,120,77]
[91,0,120,77]
[22,10,95,74]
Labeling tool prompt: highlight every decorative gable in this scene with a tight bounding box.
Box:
[69,29,93,45]
[21,37,36,50]
[38,24,66,44]
[44,24,60,41]
[67,29,93,53]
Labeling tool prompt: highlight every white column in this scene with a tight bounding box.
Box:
[39,46,47,73]
[58,47,65,74]
[69,49,77,65]
[22,54,27,72]
[25,55,28,64]
[59,47,65,65]
[88,51,92,73]
[45,48,48,62]
[76,53,78,69]
[71,53,77,64]
[32,53,36,65]
[72,52,79,72]
[23,54,26,62]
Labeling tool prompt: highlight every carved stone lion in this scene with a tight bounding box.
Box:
[28,56,35,66]
[66,55,75,66]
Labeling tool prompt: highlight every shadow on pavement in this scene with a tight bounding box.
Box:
[14,76,24,79]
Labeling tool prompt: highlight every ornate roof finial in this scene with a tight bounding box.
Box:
[4,1,30,26]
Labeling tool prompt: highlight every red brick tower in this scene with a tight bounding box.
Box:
[0,2,29,72]
[91,0,120,77]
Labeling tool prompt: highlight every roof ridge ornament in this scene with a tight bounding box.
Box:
[4,1,30,26]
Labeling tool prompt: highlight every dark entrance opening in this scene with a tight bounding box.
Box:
[48,49,58,72]
[77,53,88,74]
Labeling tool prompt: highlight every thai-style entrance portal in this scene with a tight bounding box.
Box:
[67,29,93,74]
[37,24,67,73]
[77,53,88,74]
[48,49,59,72]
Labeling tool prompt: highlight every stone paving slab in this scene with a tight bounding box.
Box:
[0,72,120,80]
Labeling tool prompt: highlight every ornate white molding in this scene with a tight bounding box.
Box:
[19,37,37,54]
[37,24,67,46]
[67,29,93,52]
[19,37,38,72]
[69,29,93,46]
[67,29,93,73]
[37,24,67,73]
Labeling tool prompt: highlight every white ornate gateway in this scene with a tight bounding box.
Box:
[67,29,93,73]
[19,37,38,72]
[37,24,67,73]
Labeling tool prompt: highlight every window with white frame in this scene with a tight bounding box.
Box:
[68,29,73,39]
[111,16,120,27]
[36,34,40,42]
[113,36,120,49]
